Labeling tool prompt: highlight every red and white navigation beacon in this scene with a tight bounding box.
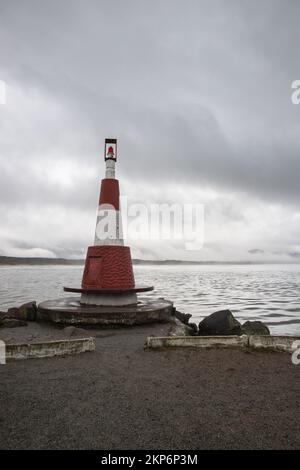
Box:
[64,138,153,306]
[38,139,174,325]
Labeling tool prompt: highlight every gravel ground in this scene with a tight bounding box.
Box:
[0,322,93,343]
[0,322,299,450]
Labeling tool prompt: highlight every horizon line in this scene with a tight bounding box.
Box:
[0,255,299,266]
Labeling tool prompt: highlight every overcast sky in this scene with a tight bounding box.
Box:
[0,0,300,261]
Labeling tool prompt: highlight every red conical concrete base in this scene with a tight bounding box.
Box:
[64,245,153,305]
[82,245,134,290]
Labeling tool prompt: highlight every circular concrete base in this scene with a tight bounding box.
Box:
[37,297,174,326]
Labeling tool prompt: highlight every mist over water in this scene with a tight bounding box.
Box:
[0,264,299,335]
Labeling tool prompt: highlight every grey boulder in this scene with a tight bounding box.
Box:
[7,301,37,321]
[198,309,242,336]
[241,320,270,336]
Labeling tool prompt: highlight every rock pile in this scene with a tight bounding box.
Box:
[0,301,37,329]
[174,308,270,336]
[198,309,270,336]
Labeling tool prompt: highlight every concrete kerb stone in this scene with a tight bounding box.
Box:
[146,335,248,349]
[146,334,300,353]
[5,337,95,360]
[249,335,300,353]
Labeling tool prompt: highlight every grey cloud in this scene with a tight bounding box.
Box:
[1,0,300,259]
[288,251,300,258]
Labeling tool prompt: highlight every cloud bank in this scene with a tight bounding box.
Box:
[0,0,300,260]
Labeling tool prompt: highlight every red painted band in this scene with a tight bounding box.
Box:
[99,179,120,210]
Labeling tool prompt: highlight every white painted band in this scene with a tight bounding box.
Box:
[80,293,137,306]
[94,209,124,246]
[105,159,115,179]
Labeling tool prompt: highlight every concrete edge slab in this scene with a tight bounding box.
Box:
[146,335,300,353]
[249,335,300,353]
[146,335,248,349]
[6,337,95,360]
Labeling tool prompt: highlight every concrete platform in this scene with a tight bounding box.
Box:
[37,297,174,326]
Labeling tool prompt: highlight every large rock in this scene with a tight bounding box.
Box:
[241,321,270,336]
[198,309,242,336]
[174,310,192,325]
[7,301,37,321]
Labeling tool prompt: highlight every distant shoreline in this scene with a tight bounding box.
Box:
[0,256,299,266]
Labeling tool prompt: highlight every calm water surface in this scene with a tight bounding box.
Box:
[0,264,299,335]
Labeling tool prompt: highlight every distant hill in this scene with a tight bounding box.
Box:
[0,255,297,266]
[0,256,84,265]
